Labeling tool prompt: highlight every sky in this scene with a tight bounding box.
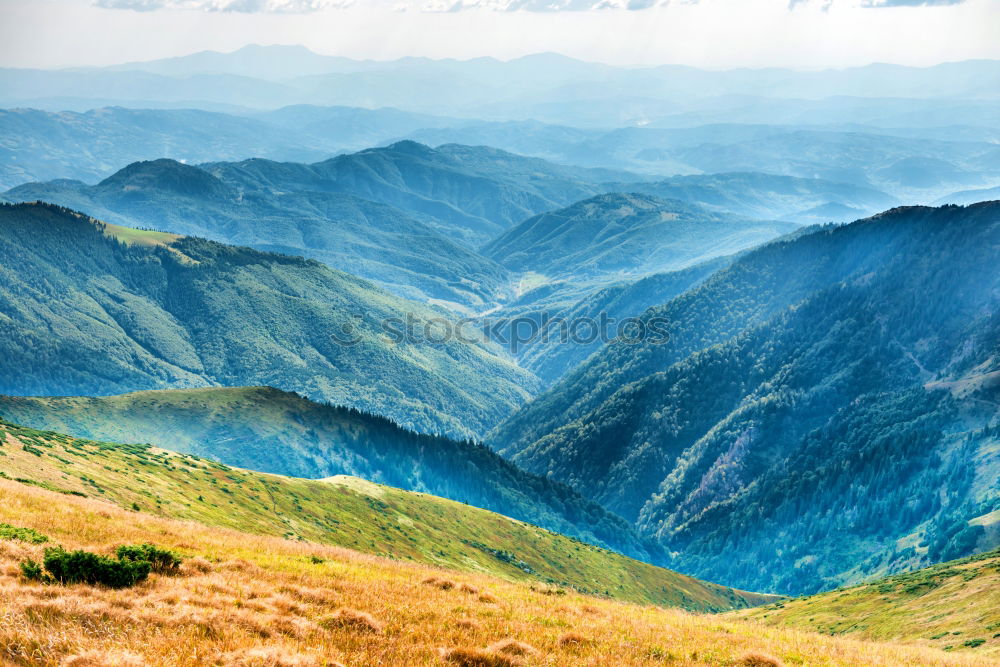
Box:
[0,0,998,69]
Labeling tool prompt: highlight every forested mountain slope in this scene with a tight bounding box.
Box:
[491,202,1000,594]
[0,202,538,438]
[483,192,794,282]
[0,386,658,562]
[203,141,635,247]
[5,158,513,309]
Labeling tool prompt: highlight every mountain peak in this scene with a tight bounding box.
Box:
[384,140,438,158]
[97,159,229,199]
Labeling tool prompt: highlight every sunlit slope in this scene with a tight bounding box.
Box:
[0,386,660,562]
[738,549,1000,657]
[0,417,770,611]
[1,478,992,666]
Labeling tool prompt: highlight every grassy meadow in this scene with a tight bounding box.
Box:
[3,477,997,667]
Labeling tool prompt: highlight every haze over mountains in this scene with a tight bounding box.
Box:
[2,45,998,118]
[1,39,999,664]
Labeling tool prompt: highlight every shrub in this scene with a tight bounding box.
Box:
[116,543,181,574]
[42,546,151,588]
[18,544,179,588]
[19,558,45,582]
[0,522,48,544]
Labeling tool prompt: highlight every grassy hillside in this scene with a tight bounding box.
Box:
[2,473,993,665]
[0,417,770,611]
[491,202,1000,595]
[738,549,1000,657]
[0,202,539,438]
[0,386,659,563]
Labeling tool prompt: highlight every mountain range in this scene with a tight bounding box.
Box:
[3,47,998,118]
[491,201,1000,594]
[0,202,537,438]
[6,104,999,209]
[484,192,795,282]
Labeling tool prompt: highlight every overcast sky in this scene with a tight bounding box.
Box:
[0,0,997,69]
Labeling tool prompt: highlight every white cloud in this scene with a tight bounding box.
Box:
[94,0,673,11]
[95,0,354,12]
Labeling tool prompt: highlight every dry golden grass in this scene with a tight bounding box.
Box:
[0,478,996,667]
[439,647,519,667]
[738,652,784,667]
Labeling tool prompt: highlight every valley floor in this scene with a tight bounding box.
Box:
[1,479,995,667]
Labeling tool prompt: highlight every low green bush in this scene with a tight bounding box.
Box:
[19,542,183,588]
[0,522,48,544]
[116,543,181,574]
[42,546,150,588]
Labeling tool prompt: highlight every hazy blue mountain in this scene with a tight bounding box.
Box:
[3,103,991,212]
[202,141,635,246]
[104,44,369,80]
[935,185,1000,206]
[494,257,731,386]
[609,172,897,221]
[5,48,997,116]
[0,107,340,190]
[256,104,462,152]
[483,192,796,281]
[0,202,539,438]
[0,386,660,563]
[491,202,1000,594]
[402,120,994,202]
[5,158,515,310]
[657,130,998,199]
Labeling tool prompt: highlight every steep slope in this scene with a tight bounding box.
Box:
[484,256,731,386]
[739,548,1000,657]
[6,159,513,309]
[492,202,1000,594]
[0,418,770,611]
[0,386,656,561]
[0,202,538,438]
[483,192,795,282]
[204,141,636,247]
[7,479,981,667]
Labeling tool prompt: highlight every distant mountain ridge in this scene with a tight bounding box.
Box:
[4,48,997,117]
[6,156,518,309]
[483,192,796,281]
